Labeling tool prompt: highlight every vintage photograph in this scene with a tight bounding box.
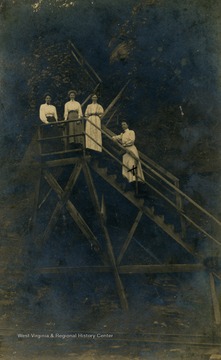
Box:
[1,0,221,359]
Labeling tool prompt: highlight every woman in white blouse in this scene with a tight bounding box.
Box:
[39,93,59,153]
[64,90,83,146]
[85,94,104,152]
[39,93,58,124]
[112,121,144,184]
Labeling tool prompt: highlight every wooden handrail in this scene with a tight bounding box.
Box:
[36,117,221,233]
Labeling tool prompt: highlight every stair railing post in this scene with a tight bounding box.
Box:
[37,126,42,156]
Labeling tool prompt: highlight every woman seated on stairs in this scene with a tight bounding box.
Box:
[112,121,145,193]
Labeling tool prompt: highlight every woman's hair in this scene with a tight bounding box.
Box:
[121,120,129,126]
[44,92,52,99]
[68,89,77,96]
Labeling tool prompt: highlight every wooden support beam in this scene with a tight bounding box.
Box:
[38,188,52,209]
[42,157,83,168]
[102,224,129,310]
[117,210,143,265]
[118,264,205,274]
[91,161,196,257]
[30,167,42,236]
[83,161,128,310]
[82,160,101,216]
[71,50,96,85]
[39,266,112,274]
[174,179,186,240]
[81,83,101,108]
[38,263,205,274]
[105,106,120,127]
[41,148,83,158]
[101,194,107,225]
[69,40,102,84]
[209,272,221,325]
[101,80,130,120]
[65,201,102,253]
[41,161,82,243]
[43,167,104,260]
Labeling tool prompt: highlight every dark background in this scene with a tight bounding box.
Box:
[1,0,221,212]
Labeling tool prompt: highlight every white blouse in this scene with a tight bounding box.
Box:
[64,100,83,120]
[85,103,104,117]
[113,128,135,147]
[39,104,58,124]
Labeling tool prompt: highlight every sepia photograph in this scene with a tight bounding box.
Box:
[0,0,221,359]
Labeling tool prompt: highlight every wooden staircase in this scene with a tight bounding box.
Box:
[90,159,196,258]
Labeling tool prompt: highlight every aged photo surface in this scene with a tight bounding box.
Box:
[1,0,221,359]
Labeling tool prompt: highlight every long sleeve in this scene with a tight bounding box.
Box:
[122,130,135,147]
[78,103,83,118]
[97,104,104,116]
[39,105,48,124]
[85,105,89,117]
[112,133,123,141]
[54,106,58,121]
[64,102,68,121]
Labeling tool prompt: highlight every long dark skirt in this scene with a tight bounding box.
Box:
[40,118,63,154]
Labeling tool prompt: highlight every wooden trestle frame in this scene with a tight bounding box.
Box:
[30,41,221,325]
[33,126,221,322]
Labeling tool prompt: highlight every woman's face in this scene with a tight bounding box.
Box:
[121,122,128,131]
[45,96,51,104]
[69,93,76,100]
[92,96,97,103]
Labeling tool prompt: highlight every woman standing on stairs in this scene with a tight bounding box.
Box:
[85,94,104,153]
[39,93,58,124]
[39,93,60,153]
[64,90,83,147]
[112,121,145,190]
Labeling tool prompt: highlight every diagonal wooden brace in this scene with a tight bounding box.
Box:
[42,165,106,263]
[84,161,128,310]
[210,272,221,325]
[41,161,82,243]
[117,210,143,265]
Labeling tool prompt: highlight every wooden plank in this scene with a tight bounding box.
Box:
[41,162,82,243]
[41,148,83,157]
[118,264,205,273]
[209,272,221,325]
[42,157,82,168]
[37,264,205,274]
[38,266,112,274]
[117,210,143,265]
[83,161,128,310]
